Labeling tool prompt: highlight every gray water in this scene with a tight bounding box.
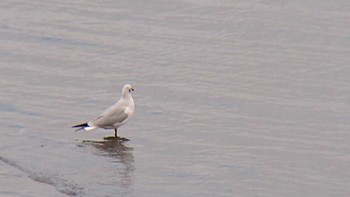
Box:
[1,0,350,196]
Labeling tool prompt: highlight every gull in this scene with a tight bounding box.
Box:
[73,84,135,137]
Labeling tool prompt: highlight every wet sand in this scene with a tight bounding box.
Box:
[1,0,350,196]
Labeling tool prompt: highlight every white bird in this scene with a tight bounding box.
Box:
[73,84,135,137]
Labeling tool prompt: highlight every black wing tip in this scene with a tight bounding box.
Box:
[72,122,89,128]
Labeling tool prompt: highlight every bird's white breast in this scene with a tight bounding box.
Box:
[124,106,134,117]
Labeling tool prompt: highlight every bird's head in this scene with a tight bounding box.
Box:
[122,84,134,95]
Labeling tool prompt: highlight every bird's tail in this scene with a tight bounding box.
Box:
[72,122,96,131]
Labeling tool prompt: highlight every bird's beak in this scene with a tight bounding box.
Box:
[131,87,135,91]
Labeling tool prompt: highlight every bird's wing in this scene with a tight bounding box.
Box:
[90,103,128,128]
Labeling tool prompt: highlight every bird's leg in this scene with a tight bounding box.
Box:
[114,128,118,138]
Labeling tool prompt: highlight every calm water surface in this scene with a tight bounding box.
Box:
[1,0,350,197]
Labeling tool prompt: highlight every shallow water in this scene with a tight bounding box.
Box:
[1,0,350,196]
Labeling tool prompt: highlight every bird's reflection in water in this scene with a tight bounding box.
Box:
[81,136,134,188]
